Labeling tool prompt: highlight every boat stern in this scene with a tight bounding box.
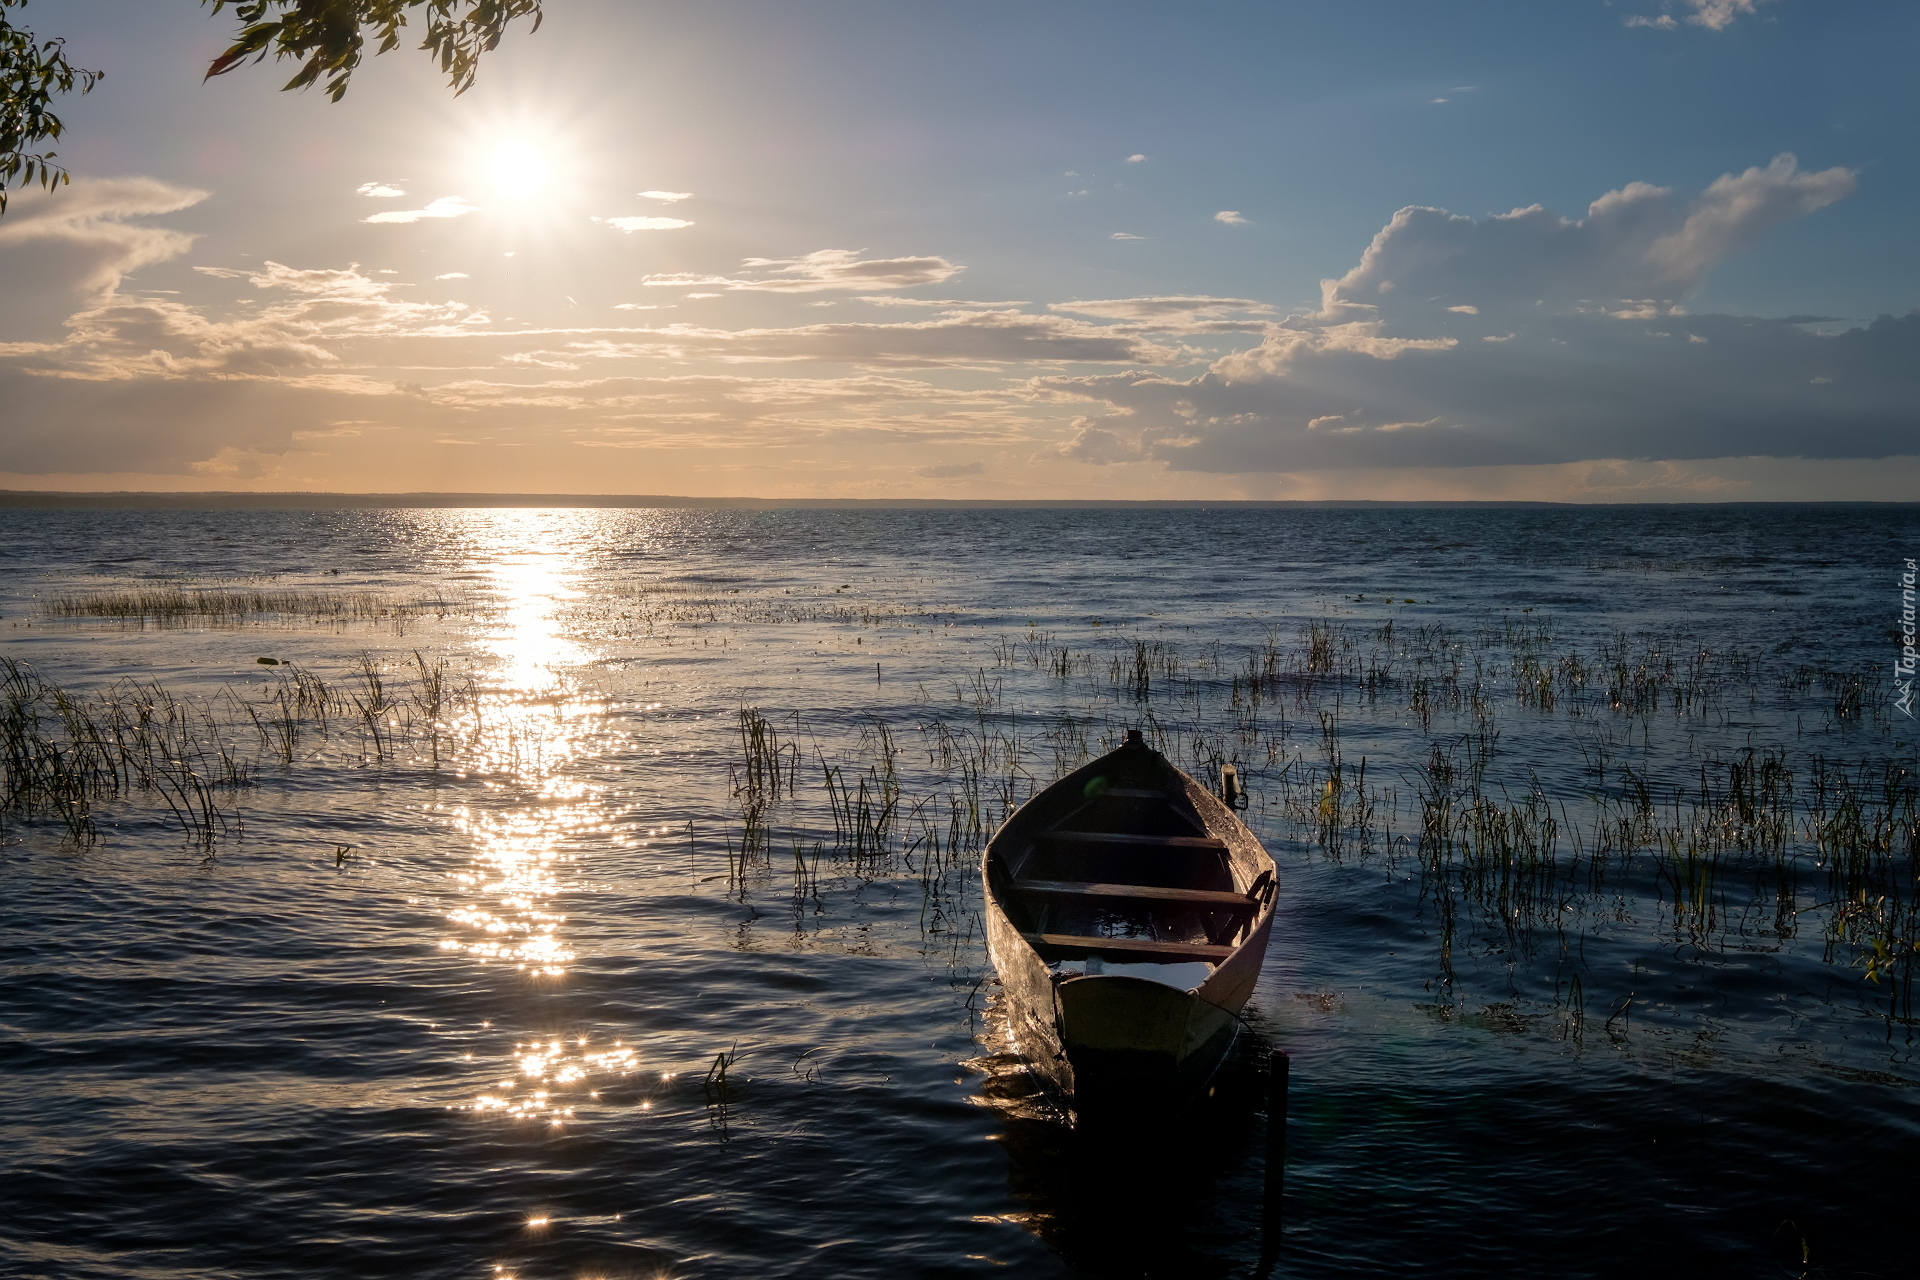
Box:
[1053,973,1235,1110]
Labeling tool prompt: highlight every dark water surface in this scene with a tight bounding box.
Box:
[1,505,1916,1278]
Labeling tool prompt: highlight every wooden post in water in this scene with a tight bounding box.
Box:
[1258,1048,1290,1273]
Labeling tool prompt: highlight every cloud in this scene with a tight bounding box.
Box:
[356,183,405,198]
[1212,324,1458,374]
[1318,153,1854,319]
[638,273,736,288]
[436,272,469,280]
[1645,154,1853,284]
[1051,296,1275,322]
[543,310,1175,369]
[859,296,1030,308]
[1687,1,1764,28]
[0,252,492,472]
[639,190,693,202]
[916,460,985,478]
[1039,157,1903,474]
[0,343,1043,475]
[1126,154,1148,164]
[733,248,963,292]
[1628,0,1768,30]
[1,152,1887,489]
[22,294,335,378]
[415,372,1061,452]
[598,215,695,232]
[1052,293,1274,328]
[0,241,1130,477]
[363,196,479,224]
[1040,311,1919,473]
[1058,417,1145,465]
[0,177,207,296]
[639,249,963,293]
[0,367,349,474]
[197,260,395,299]
[1214,210,1248,225]
[1109,232,1143,241]
[7,260,481,386]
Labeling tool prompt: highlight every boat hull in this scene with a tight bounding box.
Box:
[987,894,1272,1109]
[982,739,1276,1112]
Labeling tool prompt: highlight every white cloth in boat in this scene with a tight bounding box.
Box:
[1047,956,1215,992]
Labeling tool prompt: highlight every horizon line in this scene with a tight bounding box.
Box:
[2,490,1917,512]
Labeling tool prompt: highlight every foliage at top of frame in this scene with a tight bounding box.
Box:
[0,0,104,214]
[203,1,543,102]
[0,1,542,213]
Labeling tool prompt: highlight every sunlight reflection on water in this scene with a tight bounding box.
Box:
[434,514,631,1124]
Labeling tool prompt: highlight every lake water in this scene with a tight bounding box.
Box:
[1,504,1916,1279]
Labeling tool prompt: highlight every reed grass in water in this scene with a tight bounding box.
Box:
[16,584,1916,1030]
[705,610,1918,1027]
[41,585,468,626]
[0,652,481,848]
[0,658,249,846]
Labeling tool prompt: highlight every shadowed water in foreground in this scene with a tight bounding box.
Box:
[0,504,1915,1278]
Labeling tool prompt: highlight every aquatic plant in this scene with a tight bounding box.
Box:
[0,658,248,846]
[0,648,492,848]
[41,584,468,628]
[705,611,1920,1026]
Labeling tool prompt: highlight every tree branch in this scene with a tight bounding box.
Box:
[202,1,544,103]
[0,0,105,214]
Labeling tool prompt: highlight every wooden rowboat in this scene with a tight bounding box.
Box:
[982,730,1278,1112]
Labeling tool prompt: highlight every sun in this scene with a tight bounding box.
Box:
[477,136,563,205]
[456,118,588,221]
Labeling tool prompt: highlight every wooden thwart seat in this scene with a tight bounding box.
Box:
[1021,932,1234,963]
[1035,830,1225,852]
[1016,878,1258,915]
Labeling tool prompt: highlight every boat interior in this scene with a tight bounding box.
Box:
[994,773,1273,977]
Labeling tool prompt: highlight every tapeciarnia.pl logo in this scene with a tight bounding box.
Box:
[1898,557,1917,719]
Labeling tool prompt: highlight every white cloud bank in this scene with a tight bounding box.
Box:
[1047,296,1276,334]
[363,196,479,224]
[1314,154,1854,320]
[0,178,207,296]
[640,248,963,293]
[598,215,695,232]
[1045,155,1915,474]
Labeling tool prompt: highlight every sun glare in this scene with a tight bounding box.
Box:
[478,137,564,205]
[459,120,583,219]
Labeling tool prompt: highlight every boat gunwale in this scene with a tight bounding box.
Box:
[981,739,1277,1000]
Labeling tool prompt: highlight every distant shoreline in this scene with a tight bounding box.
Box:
[1,491,1913,511]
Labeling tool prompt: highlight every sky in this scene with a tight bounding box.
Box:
[1,0,1916,500]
